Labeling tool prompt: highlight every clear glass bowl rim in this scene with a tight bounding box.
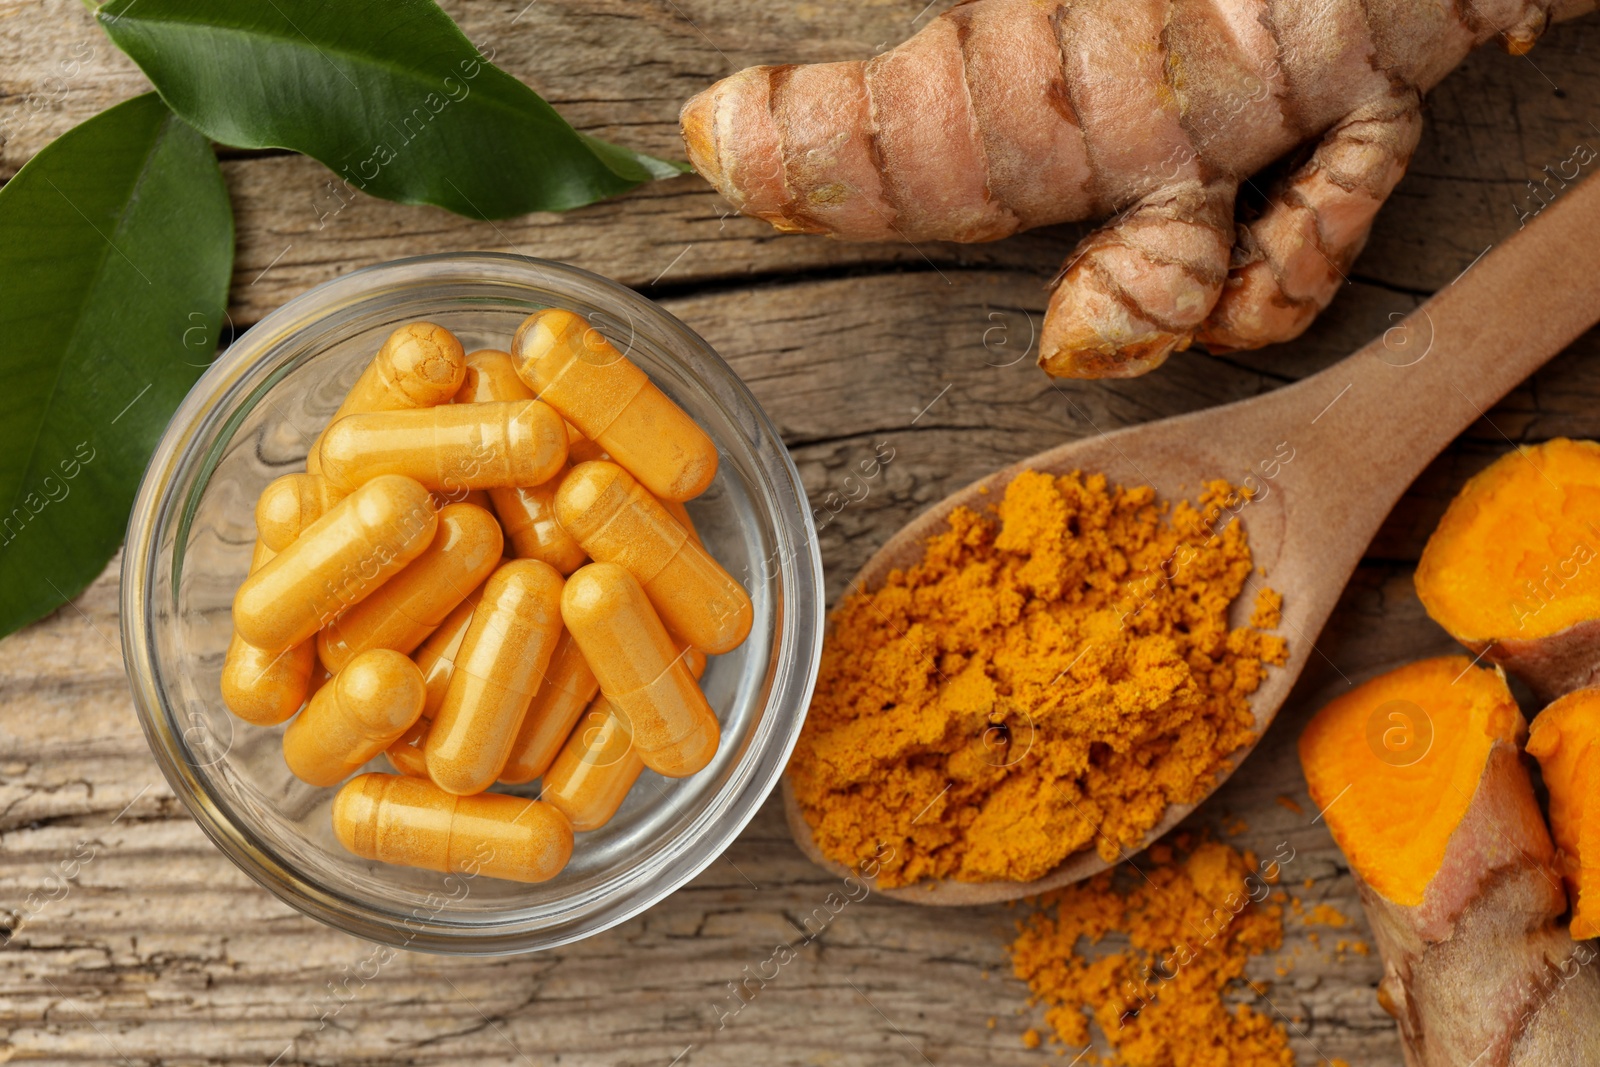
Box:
[119,252,824,955]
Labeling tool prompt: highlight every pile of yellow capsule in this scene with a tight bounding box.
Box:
[221,309,753,883]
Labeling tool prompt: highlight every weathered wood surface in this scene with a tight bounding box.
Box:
[3,0,1600,1063]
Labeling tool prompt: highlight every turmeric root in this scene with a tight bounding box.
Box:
[681,0,1597,379]
[1299,657,1600,1067]
[1527,689,1600,939]
[1415,438,1600,702]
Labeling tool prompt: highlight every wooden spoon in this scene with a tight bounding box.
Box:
[782,172,1600,905]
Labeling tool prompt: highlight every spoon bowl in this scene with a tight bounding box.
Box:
[784,173,1600,905]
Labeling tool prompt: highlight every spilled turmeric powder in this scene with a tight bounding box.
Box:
[1008,837,1294,1066]
[1302,904,1350,929]
[791,469,1286,888]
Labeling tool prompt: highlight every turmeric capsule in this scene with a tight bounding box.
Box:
[307,662,333,697]
[456,349,530,405]
[435,351,516,502]
[415,584,486,718]
[283,649,425,787]
[386,726,429,778]
[543,649,706,831]
[512,308,717,502]
[334,772,573,883]
[542,696,635,832]
[498,479,586,574]
[318,401,568,494]
[455,349,586,573]
[497,632,599,785]
[560,563,720,777]
[425,560,566,795]
[256,473,339,552]
[556,461,752,655]
[385,584,485,777]
[430,487,493,511]
[233,475,437,653]
[661,497,698,541]
[307,322,466,477]
[566,422,609,466]
[221,539,317,725]
[317,503,502,673]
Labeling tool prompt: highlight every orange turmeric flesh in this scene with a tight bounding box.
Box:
[790,469,1286,889]
[1527,689,1600,939]
[1415,438,1600,643]
[1298,657,1525,907]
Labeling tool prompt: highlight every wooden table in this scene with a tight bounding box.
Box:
[3,2,1598,1063]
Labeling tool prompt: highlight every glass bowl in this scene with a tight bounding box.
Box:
[121,253,824,954]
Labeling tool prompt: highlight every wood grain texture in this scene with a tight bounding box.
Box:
[3,0,1600,1063]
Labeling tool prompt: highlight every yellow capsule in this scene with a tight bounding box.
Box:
[541,696,635,832]
[385,583,485,777]
[283,649,425,787]
[334,772,573,883]
[456,349,532,405]
[416,584,487,717]
[543,649,706,831]
[661,497,698,543]
[498,632,599,785]
[221,539,317,725]
[386,720,430,778]
[556,461,752,655]
[566,423,609,466]
[318,401,568,494]
[499,479,587,574]
[307,322,466,476]
[560,563,719,777]
[512,308,717,502]
[255,473,339,552]
[317,503,502,673]
[233,476,437,653]
[425,560,566,795]
[455,348,587,573]
[430,487,493,511]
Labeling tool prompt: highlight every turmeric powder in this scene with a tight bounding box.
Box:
[790,469,1286,888]
[1007,837,1294,1066]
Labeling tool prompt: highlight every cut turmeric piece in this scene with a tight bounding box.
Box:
[1527,688,1600,939]
[1415,438,1600,700]
[1299,657,1526,907]
[1300,657,1600,1065]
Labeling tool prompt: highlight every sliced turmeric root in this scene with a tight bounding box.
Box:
[1415,438,1600,702]
[1300,657,1533,908]
[1527,688,1600,940]
[1300,657,1600,1066]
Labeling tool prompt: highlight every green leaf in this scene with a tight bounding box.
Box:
[0,92,233,638]
[97,0,688,219]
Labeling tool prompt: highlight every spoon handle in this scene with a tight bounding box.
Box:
[1271,170,1600,578]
